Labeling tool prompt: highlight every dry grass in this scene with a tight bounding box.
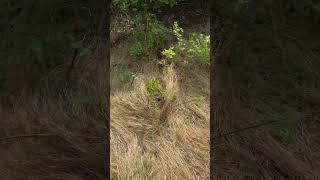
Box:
[110,41,210,179]
[214,23,320,179]
[0,41,107,180]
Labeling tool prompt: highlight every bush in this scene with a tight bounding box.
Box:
[161,22,210,66]
[130,22,170,58]
[112,0,176,59]
[146,77,162,97]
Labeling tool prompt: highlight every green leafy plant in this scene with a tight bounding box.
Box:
[161,22,210,66]
[130,42,145,57]
[162,47,176,59]
[186,33,210,63]
[146,77,162,97]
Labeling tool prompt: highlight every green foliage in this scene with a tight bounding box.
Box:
[148,23,169,46]
[112,0,176,59]
[186,33,210,63]
[162,47,176,59]
[131,16,170,58]
[173,21,184,40]
[130,22,170,58]
[112,0,177,12]
[130,42,145,57]
[146,77,162,97]
[161,22,210,66]
[133,11,156,24]
[145,23,170,55]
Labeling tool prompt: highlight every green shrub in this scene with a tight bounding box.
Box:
[186,33,210,64]
[130,42,145,58]
[130,22,170,58]
[146,77,162,97]
[162,47,176,59]
[112,0,176,59]
[161,22,210,66]
[148,23,169,48]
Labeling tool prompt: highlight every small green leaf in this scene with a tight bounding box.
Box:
[146,77,162,97]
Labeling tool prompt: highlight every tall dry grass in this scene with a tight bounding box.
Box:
[214,23,320,179]
[0,41,107,180]
[110,40,210,179]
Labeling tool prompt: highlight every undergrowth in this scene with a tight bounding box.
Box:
[161,22,210,66]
